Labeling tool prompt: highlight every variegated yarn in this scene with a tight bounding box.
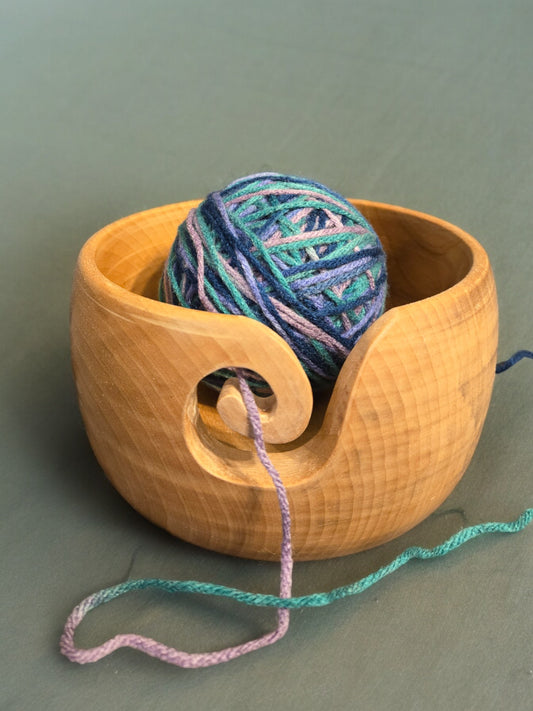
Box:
[160,173,387,392]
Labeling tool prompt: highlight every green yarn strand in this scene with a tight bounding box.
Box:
[75,509,532,613]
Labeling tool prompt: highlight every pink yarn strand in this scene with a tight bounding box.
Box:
[60,371,292,668]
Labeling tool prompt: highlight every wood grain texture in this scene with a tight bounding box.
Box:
[70,200,498,560]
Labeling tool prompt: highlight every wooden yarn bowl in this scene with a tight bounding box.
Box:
[71,200,498,561]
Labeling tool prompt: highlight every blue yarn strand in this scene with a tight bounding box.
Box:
[496,349,533,373]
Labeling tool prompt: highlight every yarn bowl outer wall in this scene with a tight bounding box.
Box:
[70,200,498,561]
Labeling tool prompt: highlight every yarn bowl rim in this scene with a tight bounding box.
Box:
[77,198,487,320]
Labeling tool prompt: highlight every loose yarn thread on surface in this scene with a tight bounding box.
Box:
[60,170,533,669]
[160,172,388,393]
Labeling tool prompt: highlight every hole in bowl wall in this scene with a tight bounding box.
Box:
[194,376,331,455]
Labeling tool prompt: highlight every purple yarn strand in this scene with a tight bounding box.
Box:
[235,371,294,598]
[60,372,292,668]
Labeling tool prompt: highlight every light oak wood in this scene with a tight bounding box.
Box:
[70,200,498,560]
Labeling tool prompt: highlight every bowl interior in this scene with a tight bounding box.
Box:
[360,203,473,308]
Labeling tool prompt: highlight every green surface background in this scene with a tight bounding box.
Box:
[1,1,531,709]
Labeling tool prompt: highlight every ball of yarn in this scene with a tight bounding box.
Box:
[160,173,387,392]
